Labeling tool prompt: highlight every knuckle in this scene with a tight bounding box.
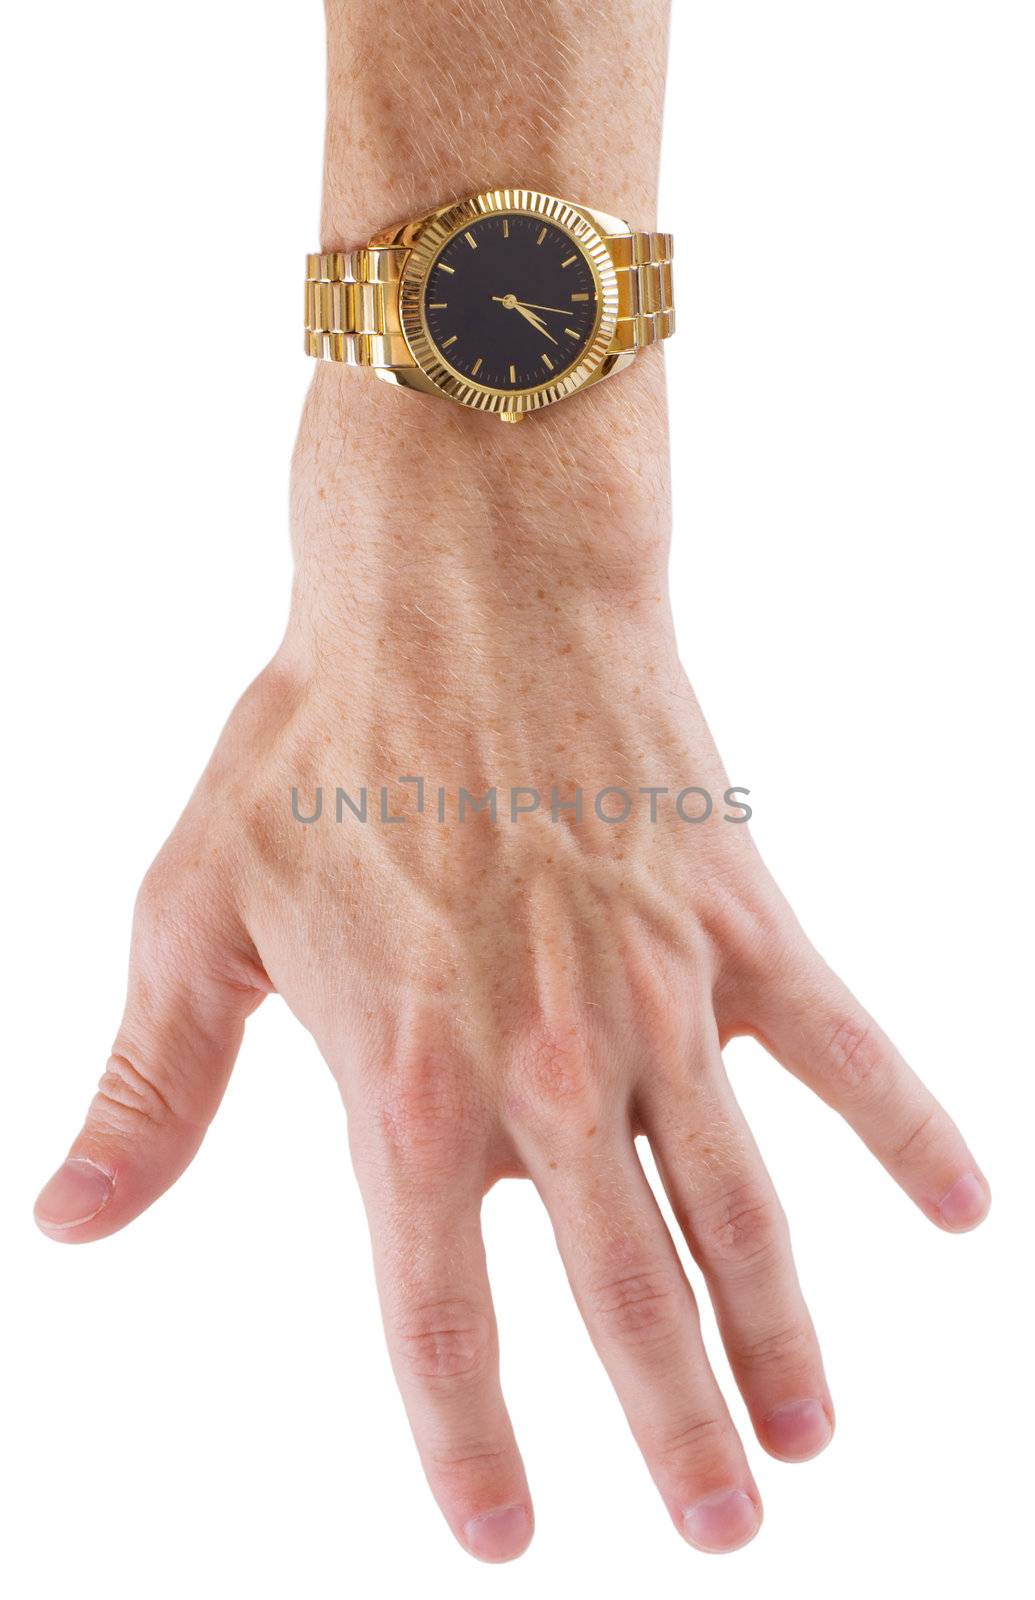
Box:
[588,1262,684,1350]
[378,1055,471,1178]
[892,1102,939,1161]
[623,939,696,1063]
[392,1298,494,1385]
[697,879,795,982]
[424,1439,510,1477]
[824,1015,885,1093]
[652,1411,730,1469]
[133,858,190,944]
[133,865,164,924]
[92,1052,179,1133]
[510,1023,604,1137]
[700,1183,786,1271]
[133,845,230,971]
[731,1319,815,1377]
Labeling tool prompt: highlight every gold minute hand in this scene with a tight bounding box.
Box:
[491,296,570,317]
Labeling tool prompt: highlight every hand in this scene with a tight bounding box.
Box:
[492,294,558,343]
[492,296,570,316]
[514,301,556,341]
[35,362,989,1563]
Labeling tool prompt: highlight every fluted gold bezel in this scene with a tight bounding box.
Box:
[399,189,620,416]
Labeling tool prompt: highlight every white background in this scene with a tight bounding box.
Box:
[2,3,1032,1596]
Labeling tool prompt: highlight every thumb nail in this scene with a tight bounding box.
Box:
[35,1158,114,1231]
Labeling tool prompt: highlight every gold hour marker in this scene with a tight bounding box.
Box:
[502,219,509,238]
[564,327,579,338]
[439,263,455,274]
[464,231,477,249]
[509,364,517,382]
[442,334,458,348]
[471,357,483,376]
[561,254,577,268]
[542,353,554,371]
[428,302,448,309]
[571,292,589,301]
[536,227,547,245]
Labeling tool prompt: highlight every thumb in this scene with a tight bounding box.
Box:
[35,869,267,1243]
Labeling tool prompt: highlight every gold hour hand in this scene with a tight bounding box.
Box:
[492,294,558,344]
[514,304,557,343]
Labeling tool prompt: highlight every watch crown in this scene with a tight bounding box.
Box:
[499,411,524,424]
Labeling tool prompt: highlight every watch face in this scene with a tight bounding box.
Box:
[422,213,598,392]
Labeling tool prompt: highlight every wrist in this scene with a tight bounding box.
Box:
[304,2,675,651]
[289,354,672,628]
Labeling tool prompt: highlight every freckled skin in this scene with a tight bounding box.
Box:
[35,0,990,1567]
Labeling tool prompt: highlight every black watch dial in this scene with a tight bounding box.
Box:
[422,213,598,391]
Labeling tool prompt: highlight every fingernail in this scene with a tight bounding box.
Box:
[463,1504,532,1562]
[763,1398,833,1461]
[35,1158,113,1231]
[682,1489,760,1553]
[937,1172,989,1231]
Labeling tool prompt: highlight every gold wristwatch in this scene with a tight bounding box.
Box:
[304,188,674,423]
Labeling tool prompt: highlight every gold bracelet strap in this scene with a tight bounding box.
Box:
[304,248,411,367]
[304,228,674,364]
[608,231,675,352]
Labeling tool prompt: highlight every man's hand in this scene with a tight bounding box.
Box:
[34,358,989,1560]
[34,0,989,1566]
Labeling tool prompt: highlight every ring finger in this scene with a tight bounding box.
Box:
[639,1024,834,1463]
[520,1117,762,1554]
